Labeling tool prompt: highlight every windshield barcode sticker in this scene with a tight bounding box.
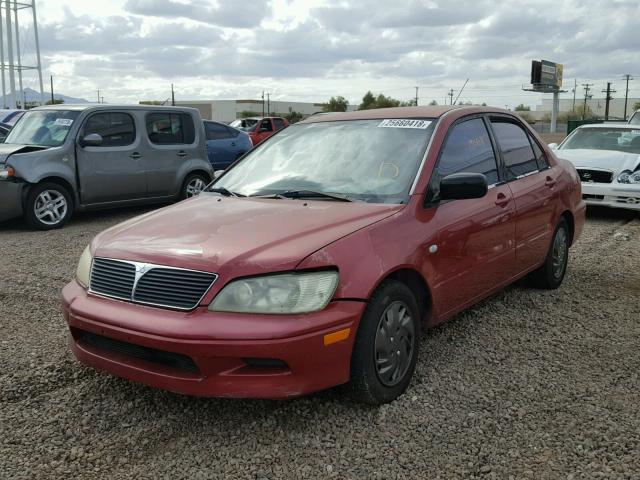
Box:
[378,119,431,129]
[53,118,73,126]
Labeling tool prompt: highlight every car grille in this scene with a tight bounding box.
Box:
[77,329,199,374]
[90,257,217,310]
[576,169,613,183]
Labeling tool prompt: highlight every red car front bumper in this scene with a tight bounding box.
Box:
[62,281,364,399]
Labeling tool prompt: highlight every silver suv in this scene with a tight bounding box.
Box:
[0,104,212,229]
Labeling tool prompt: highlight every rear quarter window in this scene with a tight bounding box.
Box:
[146,112,195,145]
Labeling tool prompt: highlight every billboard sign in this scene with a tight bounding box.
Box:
[531,60,563,89]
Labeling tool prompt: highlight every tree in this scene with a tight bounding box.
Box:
[45,98,64,105]
[428,100,438,106]
[239,110,261,118]
[516,111,535,124]
[358,91,410,110]
[359,91,377,110]
[514,104,531,111]
[323,96,349,112]
[284,110,304,123]
[633,101,640,111]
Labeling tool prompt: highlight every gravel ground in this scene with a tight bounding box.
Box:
[1,206,639,479]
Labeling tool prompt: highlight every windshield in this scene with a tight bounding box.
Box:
[630,112,640,125]
[561,127,640,154]
[4,110,80,147]
[214,119,435,204]
[230,118,259,131]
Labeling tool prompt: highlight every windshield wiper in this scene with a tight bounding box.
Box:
[261,189,353,202]
[207,187,245,197]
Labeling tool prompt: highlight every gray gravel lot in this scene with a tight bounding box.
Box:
[1,206,639,479]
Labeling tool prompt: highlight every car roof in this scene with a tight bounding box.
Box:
[30,103,199,113]
[575,123,640,130]
[299,105,510,124]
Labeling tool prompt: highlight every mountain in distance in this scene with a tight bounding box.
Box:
[1,87,90,106]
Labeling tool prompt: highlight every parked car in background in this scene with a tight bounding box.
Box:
[629,110,640,125]
[203,120,252,171]
[230,116,288,145]
[550,123,640,210]
[0,104,212,229]
[63,106,584,404]
[0,122,11,142]
[0,109,25,126]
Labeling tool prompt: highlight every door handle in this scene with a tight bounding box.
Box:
[177,151,188,157]
[231,142,236,147]
[545,176,556,188]
[495,193,510,208]
[130,152,142,159]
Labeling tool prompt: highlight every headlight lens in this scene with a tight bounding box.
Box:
[209,271,339,314]
[617,170,640,183]
[76,246,93,288]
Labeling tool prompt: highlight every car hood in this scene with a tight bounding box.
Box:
[556,148,640,174]
[0,143,50,164]
[92,194,403,277]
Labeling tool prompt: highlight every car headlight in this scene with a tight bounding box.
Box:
[209,271,339,314]
[617,170,640,184]
[76,245,93,288]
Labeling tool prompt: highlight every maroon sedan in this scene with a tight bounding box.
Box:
[63,106,585,404]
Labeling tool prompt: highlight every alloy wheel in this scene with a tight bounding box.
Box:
[186,178,206,197]
[551,227,568,279]
[34,189,68,226]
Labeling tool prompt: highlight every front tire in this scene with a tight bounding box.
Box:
[180,173,208,200]
[529,218,569,289]
[348,280,420,405]
[24,182,73,230]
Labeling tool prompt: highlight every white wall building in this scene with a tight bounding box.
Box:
[534,96,639,120]
[175,99,358,122]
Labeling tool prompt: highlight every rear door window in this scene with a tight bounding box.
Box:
[274,118,286,131]
[83,112,135,147]
[435,117,500,186]
[205,122,233,140]
[529,135,549,170]
[146,113,195,145]
[490,119,539,179]
[260,119,273,132]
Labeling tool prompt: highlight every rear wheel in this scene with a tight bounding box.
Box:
[181,173,208,200]
[529,218,569,289]
[348,280,420,405]
[24,182,73,230]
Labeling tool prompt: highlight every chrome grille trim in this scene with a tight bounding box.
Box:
[89,257,218,311]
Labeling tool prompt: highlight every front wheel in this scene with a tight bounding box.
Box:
[24,182,74,230]
[348,280,420,405]
[528,218,569,289]
[180,173,208,200]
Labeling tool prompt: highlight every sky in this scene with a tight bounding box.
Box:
[20,0,640,109]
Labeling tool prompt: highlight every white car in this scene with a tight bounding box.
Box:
[549,124,640,211]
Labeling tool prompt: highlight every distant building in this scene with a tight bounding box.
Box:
[174,99,358,122]
[534,96,640,120]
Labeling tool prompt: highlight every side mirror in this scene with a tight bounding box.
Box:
[548,143,558,150]
[440,173,488,200]
[80,133,103,147]
[213,170,225,179]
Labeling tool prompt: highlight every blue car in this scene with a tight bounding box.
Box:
[204,120,252,170]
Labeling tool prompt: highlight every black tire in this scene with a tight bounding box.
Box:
[180,173,209,200]
[348,280,421,405]
[24,182,74,230]
[528,218,570,289]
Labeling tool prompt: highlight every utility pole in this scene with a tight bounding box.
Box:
[0,4,5,109]
[448,89,454,105]
[13,0,24,109]
[414,86,418,106]
[50,75,54,104]
[572,79,577,112]
[5,0,16,109]
[601,82,616,121]
[622,74,633,120]
[171,83,175,106]
[97,90,100,103]
[267,93,270,115]
[261,90,265,116]
[581,83,593,120]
